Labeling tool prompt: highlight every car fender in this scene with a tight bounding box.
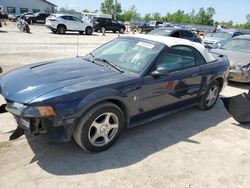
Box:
[76,87,128,118]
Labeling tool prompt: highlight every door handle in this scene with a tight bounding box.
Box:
[191,73,199,77]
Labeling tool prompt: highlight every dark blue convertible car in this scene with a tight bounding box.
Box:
[0,35,229,152]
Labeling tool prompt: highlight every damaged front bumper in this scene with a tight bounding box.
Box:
[229,69,250,83]
[0,102,76,142]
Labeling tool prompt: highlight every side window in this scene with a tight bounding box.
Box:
[61,16,72,20]
[111,20,118,24]
[67,16,73,21]
[72,17,81,22]
[156,46,196,72]
[172,31,180,38]
[106,19,111,24]
[195,51,206,65]
[181,31,194,38]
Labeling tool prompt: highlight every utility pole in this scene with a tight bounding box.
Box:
[114,0,117,20]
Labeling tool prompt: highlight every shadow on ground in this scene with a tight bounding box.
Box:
[228,82,250,90]
[49,32,99,36]
[27,100,230,175]
[232,122,250,130]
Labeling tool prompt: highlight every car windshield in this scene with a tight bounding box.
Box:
[221,39,250,53]
[209,32,233,39]
[148,29,172,36]
[89,38,163,73]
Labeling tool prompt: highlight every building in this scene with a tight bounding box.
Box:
[0,0,57,15]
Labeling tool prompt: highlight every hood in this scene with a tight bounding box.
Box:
[211,49,250,66]
[0,57,131,104]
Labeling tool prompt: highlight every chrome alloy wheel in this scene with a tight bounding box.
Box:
[88,112,119,147]
[206,85,219,107]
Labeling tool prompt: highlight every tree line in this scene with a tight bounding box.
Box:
[59,0,250,29]
[99,0,250,28]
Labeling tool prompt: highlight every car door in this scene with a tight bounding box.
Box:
[180,30,195,41]
[36,13,44,23]
[61,16,74,30]
[171,31,181,38]
[105,19,112,30]
[72,16,84,31]
[110,19,120,31]
[140,45,203,112]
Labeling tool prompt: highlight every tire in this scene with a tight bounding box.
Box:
[79,31,84,35]
[85,26,93,35]
[101,27,106,33]
[17,23,21,30]
[73,102,124,152]
[198,80,220,110]
[119,27,125,34]
[57,25,66,34]
[26,27,30,33]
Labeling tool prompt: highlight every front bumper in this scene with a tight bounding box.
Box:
[0,102,75,142]
[229,69,250,83]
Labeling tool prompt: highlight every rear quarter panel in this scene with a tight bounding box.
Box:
[199,54,229,94]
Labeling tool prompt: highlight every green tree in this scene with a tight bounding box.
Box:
[195,7,215,25]
[121,5,139,21]
[100,0,122,19]
[246,14,250,23]
[83,9,89,13]
[152,12,161,20]
[144,13,152,21]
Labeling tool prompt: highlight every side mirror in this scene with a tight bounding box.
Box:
[151,67,169,78]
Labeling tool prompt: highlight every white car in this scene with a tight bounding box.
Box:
[45,14,93,35]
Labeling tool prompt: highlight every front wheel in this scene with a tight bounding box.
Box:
[85,26,93,35]
[73,102,124,152]
[198,80,220,110]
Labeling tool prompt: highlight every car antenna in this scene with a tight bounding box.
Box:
[76,35,79,57]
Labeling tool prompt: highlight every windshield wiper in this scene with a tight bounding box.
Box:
[82,53,96,62]
[94,58,124,73]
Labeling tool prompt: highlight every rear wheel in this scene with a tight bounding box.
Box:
[198,80,220,110]
[57,25,66,34]
[119,27,125,34]
[101,27,106,33]
[73,102,124,152]
[85,26,93,35]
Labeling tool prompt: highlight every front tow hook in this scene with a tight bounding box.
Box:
[0,104,7,114]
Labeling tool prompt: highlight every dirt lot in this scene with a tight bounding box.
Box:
[0,23,250,188]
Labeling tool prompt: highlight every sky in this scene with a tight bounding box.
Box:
[49,0,250,24]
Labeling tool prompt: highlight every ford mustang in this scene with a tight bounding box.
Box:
[0,35,229,152]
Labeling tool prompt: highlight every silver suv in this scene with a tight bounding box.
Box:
[45,14,93,35]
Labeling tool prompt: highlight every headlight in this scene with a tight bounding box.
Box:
[6,102,56,117]
[241,63,250,70]
[234,63,250,70]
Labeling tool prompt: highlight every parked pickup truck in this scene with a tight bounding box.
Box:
[25,12,50,24]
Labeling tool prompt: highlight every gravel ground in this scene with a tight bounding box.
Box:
[0,22,250,188]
